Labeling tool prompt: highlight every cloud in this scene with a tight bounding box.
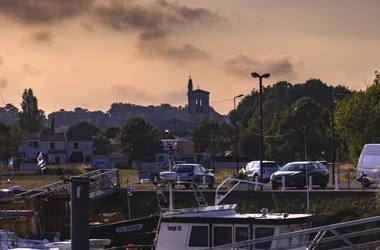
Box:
[23,62,44,76]
[91,0,221,61]
[222,54,301,79]
[1,0,222,61]
[30,30,54,43]
[112,85,156,102]
[0,0,94,24]
[0,77,8,89]
[0,56,3,66]
[161,88,188,104]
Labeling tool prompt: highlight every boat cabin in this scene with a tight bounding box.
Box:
[155,205,313,250]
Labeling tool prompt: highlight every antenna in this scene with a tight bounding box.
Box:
[0,90,5,106]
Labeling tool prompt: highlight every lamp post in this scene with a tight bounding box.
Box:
[234,94,244,174]
[251,72,270,190]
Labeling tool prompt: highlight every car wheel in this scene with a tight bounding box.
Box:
[361,178,371,188]
[208,178,214,189]
[319,182,328,189]
[253,174,260,182]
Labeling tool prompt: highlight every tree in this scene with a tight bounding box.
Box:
[335,71,380,163]
[191,119,234,169]
[0,126,26,162]
[92,132,111,147]
[66,121,102,140]
[18,88,42,132]
[117,117,162,170]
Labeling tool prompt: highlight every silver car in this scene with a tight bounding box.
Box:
[173,164,215,189]
[240,161,280,183]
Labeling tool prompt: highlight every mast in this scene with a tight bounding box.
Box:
[168,143,174,211]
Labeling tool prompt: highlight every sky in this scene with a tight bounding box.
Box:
[0,0,379,115]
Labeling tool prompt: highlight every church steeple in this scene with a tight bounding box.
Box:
[188,74,193,93]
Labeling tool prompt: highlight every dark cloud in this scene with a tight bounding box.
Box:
[91,0,221,61]
[1,0,222,61]
[222,54,299,78]
[0,77,7,89]
[30,30,54,43]
[0,0,94,24]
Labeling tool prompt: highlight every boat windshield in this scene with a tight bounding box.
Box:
[173,165,194,173]
[280,163,305,171]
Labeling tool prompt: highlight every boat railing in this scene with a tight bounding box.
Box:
[13,168,120,199]
[107,244,155,250]
[214,177,272,205]
[205,214,380,250]
[153,179,209,211]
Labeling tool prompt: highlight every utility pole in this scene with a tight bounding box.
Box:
[331,93,336,185]
[304,125,307,161]
[234,94,243,174]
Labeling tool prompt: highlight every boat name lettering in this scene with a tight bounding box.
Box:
[167,225,182,231]
[116,224,143,233]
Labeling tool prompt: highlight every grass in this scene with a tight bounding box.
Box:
[1,167,237,190]
[3,164,360,190]
[119,168,236,190]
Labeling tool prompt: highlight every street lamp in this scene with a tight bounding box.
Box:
[234,94,244,174]
[251,72,270,190]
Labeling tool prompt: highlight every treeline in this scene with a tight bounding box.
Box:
[232,78,353,164]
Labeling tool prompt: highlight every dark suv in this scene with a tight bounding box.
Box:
[270,161,329,190]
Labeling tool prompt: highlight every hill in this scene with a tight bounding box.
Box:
[0,102,225,131]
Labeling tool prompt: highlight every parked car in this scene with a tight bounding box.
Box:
[270,161,329,190]
[239,161,281,183]
[172,164,215,189]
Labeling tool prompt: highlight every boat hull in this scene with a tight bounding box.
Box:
[59,215,159,247]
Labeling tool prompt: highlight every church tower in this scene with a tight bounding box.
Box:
[187,75,210,125]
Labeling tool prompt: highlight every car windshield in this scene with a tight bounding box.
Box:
[280,163,306,171]
[262,163,280,169]
[173,165,194,173]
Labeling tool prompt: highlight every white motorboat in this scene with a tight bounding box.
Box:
[147,173,314,250]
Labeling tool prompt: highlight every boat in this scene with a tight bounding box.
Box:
[9,238,111,250]
[58,215,159,247]
[124,172,314,250]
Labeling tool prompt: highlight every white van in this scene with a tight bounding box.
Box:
[357,144,380,187]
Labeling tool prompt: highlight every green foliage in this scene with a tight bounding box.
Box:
[69,151,84,163]
[235,78,352,163]
[67,121,102,140]
[335,71,380,164]
[18,88,42,132]
[0,125,26,162]
[191,119,234,169]
[92,132,111,147]
[32,166,83,176]
[117,117,162,169]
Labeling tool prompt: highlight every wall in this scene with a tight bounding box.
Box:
[67,141,93,159]
[40,141,66,152]
[91,190,379,227]
[19,141,41,158]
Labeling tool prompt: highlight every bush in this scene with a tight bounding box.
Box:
[32,165,84,176]
[69,151,84,163]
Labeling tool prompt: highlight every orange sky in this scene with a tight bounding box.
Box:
[0,0,379,115]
